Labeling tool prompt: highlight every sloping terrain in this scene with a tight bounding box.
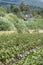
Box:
[0,1,43,65]
[0,5,43,32]
[0,0,43,8]
[0,13,43,32]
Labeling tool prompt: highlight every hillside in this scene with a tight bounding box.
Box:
[0,0,43,8]
[0,1,43,65]
[0,5,43,32]
[0,13,43,32]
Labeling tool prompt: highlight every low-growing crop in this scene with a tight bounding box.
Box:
[0,33,43,65]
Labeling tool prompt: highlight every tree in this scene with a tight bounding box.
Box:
[20,2,30,14]
[13,6,20,14]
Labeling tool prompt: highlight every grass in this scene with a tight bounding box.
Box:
[27,18,43,29]
[0,33,43,65]
[17,46,43,65]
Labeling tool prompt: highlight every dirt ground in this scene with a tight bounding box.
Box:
[0,31,17,35]
[0,30,43,35]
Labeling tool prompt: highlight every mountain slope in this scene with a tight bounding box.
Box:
[0,0,43,8]
[25,0,43,8]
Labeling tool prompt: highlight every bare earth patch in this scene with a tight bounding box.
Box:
[29,30,43,33]
[0,31,17,35]
[0,30,43,35]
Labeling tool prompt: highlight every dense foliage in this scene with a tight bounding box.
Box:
[0,17,15,31]
[0,3,43,31]
[1,14,43,32]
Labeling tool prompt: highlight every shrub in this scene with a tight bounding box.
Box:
[5,13,19,24]
[0,7,7,17]
[0,17,15,31]
[34,15,42,19]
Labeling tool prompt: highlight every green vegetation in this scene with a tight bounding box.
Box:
[0,3,43,31]
[0,17,15,31]
[0,7,7,16]
[17,47,43,65]
[0,2,43,65]
[26,18,43,29]
[0,13,43,31]
[0,33,43,65]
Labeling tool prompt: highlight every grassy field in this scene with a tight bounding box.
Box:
[0,33,43,65]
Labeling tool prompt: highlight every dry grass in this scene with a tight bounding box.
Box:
[0,30,43,35]
[0,31,17,35]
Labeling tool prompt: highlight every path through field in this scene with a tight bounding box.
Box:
[0,31,17,35]
[28,30,43,33]
[0,30,43,34]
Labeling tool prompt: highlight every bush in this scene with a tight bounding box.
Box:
[34,15,42,19]
[0,17,15,31]
[0,7,7,17]
[5,13,19,24]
